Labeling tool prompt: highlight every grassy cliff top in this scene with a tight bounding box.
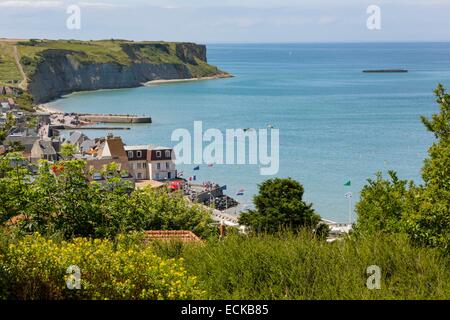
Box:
[0,39,224,87]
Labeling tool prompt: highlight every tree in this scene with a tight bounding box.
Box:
[420,84,450,141]
[5,112,16,129]
[405,84,450,249]
[6,141,25,153]
[354,171,413,235]
[0,129,6,144]
[354,84,450,250]
[60,143,77,159]
[239,178,321,233]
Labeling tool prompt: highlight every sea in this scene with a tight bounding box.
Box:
[48,42,450,222]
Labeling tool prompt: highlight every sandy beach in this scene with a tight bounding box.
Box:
[36,104,62,114]
[143,73,232,86]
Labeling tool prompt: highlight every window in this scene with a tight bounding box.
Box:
[137,173,142,179]
[127,151,134,158]
[156,151,162,158]
[166,162,169,169]
[157,163,161,170]
[137,150,142,158]
[165,150,171,158]
[137,163,142,169]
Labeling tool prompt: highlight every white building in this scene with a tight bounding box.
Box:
[125,145,177,181]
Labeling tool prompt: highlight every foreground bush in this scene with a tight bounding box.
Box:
[152,232,450,300]
[0,233,203,300]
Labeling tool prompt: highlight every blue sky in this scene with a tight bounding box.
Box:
[1,0,450,43]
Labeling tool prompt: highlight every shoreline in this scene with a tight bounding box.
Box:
[34,73,233,112]
[143,73,233,86]
[36,103,62,114]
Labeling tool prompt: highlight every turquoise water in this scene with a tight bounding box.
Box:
[49,43,450,222]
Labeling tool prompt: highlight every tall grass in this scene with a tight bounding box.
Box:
[2,228,449,300]
[151,232,450,300]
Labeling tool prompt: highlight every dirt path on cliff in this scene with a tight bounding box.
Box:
[13,45,28,91]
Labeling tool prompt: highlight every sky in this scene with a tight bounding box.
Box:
[1,0,450,43]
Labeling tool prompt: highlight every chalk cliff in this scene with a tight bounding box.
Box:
[18,40,229,103]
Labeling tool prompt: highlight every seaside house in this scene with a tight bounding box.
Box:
[30,139,61,162]
[65,131,89,150]
[124,145,149,180]
[80,139,96,154]
[5,128,40,158]
[85,134,134,186]
[149,146,177,181]
[125,144,177,181]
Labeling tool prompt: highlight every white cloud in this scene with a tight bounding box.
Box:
[0,0,62,8]
[78,2,125,9]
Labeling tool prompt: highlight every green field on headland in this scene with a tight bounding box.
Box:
[0,38,228,103]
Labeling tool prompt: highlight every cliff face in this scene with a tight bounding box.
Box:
[26,42,225,103]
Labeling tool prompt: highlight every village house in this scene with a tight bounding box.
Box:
[124,145,150,180]
[125,144,177,181]
[65,131,89,150]
[5,128,40,158]
[80,139,96,154]
[149,146,177,181]
[85,134,134,186]
[30,139,61,162]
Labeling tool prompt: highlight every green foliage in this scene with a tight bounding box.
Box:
[355,171,413,234]
[421,84,450,140]
[239,178,321,233]
[154,232,450,300]
[0,130,6,144]
[355,84,450,251]
[10,39,224,79]
[0,156,213,239]
[403,85,450,249]
[405,142,450,249]
[60,143,77,159]
[0,233,203,300]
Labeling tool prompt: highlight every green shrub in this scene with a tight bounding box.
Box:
[0,233,204,300]
[0,157,213,239]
